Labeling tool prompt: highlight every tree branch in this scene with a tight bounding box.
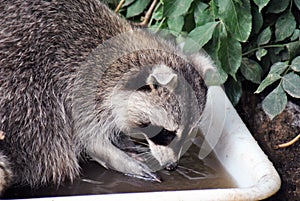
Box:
[115,0,125,13]
[139,0,158,27]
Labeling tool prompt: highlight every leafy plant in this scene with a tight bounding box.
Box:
[117,0,300,119]
[256,57,300,119]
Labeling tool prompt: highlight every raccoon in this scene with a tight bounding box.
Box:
[0,0,214,192]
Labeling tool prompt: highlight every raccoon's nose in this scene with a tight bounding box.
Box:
[165,162,178,171]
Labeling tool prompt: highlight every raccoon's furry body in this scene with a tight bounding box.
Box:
[0,0,211,192]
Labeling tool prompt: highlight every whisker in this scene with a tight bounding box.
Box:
[130,138,149,147]
[136,151,151,158]
[135,150,150,155]
[143,152,156,159]
[142,154,152,160]
[122,146,141,149]
[123,146,149,152]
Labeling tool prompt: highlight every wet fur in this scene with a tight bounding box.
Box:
[0,0,209,192]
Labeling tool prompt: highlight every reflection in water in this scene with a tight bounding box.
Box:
[3,144,236,199]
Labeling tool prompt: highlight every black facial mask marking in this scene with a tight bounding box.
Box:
[138,125,176,146]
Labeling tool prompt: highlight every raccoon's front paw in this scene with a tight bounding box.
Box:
[87,144,162,182]
[114,151,162,182]
[125,161,162,182]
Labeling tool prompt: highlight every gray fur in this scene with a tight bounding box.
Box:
[0,0,211,193]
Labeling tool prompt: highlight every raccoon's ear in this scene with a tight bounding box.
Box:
[147,65,178,91]
[188,51,221,86]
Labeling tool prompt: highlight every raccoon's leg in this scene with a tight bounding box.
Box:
[0,150,13,194]
[86,139,161,182]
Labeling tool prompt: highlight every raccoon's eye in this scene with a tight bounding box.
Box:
[137,84,158,92]
[149,128,176,146]
[138,122,150,128]
[138,125,176,146]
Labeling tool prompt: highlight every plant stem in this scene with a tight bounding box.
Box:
[242,44,286,56]
[115,0,125,13]
[139,0,158,27]
[275,133,300,149]
[289,0,293,13]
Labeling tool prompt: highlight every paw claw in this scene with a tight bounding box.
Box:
[142,169,162,182]
[125,171,162,182]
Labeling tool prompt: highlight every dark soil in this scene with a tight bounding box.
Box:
[236,91,300,201]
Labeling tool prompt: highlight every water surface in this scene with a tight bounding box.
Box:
[3,144,236,199]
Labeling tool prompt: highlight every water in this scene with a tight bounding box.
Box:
[3,144,236,199]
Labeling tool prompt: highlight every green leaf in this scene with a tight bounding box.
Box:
[267,0,290,13]
[194,2,208,24]
[295,0,300,10]
[291,29,300,41]
[196,11,215,27]
[149,18,167,32]
[163,0,194,17]
[291,56,300,72]
[194,1,215,26]
[218,0,252,42]
[167,16,184,34]
[255,73,282,93]
[126,0,151,18]
[184,22,219,53]
[262,84,287,120]
[282,72,300,98]
[209,0,219,19]
[269,62,288,74]
[240,58,262,84]
[257,27,271,45]
[225,77,242,106]
[275,12,297,42]
[218,34,242,79]
[194,1,208,13]
[252,5,263,34]
[151,3,163,21]
[124,0,136,7]
[203,25,228,85]
[286,40,300,60]
[256,48,268,61]
[253,0,270,12]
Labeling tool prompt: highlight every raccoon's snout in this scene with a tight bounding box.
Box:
[165,162,178,171]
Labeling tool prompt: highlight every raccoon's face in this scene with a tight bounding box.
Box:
[111,64,201,171]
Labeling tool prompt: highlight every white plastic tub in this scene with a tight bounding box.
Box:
[7,86,281,201]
